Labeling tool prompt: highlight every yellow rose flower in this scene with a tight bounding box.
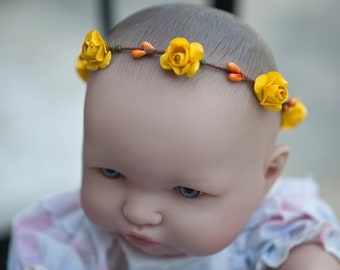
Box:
[160,37,204,78]
[281,100,308,130]
[76,56,89,81]
[81,30,112,71]
[254,71,289,111]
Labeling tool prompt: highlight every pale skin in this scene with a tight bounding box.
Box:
[80,66,340,269]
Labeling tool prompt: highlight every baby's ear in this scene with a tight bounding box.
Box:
[264,145,290,191]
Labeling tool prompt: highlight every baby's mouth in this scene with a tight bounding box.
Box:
[126,233,162,248]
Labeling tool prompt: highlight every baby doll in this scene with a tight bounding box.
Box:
[8,4,340,270]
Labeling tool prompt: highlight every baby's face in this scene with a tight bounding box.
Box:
[81,71,274,257]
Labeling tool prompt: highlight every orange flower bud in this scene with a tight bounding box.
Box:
[228,73,243,82]
[226,62,242,74]
[131,49,147,58]
[284,98,297,111]
[287,98,297,107]
[141,41,155,50]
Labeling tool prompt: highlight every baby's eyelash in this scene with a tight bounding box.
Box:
[176,186,203,199]
[101,168,122,178]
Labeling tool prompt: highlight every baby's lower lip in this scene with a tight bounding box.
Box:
[127,233,162,248]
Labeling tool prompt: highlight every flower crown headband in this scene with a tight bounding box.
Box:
[77,30,307,130]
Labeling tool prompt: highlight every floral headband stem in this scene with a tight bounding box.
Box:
[77,30,307,130]
[110,43,255,83]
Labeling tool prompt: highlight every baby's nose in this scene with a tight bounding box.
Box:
[122,195,163,226]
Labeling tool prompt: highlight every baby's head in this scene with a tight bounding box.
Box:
[79,4,299,257]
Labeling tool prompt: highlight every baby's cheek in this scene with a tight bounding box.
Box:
[201,231,235,255]
[192,220,245,256]
[80,183,115,230]
[177,227,236,256]
[80,187,102,225]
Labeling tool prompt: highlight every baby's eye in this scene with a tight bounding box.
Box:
[177,186,202,199]
[102,168,122,178]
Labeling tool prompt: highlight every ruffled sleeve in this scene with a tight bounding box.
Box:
[242,177,340,270]
[7,192,113,270]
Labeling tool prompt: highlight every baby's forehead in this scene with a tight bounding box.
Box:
[86,67,252,123]
[87,56,255,109]
[85,67,277,147]
[84,73,269,172]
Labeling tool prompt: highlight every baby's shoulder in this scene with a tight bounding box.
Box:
[238,177,340,269]
[268,176,319,198]
[250,176,336,226]
[12,191,84,237]
[9,192,115,269]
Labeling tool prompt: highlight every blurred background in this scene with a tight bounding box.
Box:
[1,0,339,264]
